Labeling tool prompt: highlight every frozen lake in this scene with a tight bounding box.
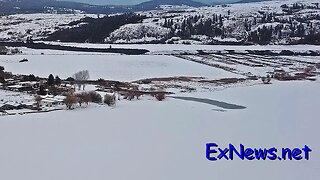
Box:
[0,81,319,180]
[0,54,242,81]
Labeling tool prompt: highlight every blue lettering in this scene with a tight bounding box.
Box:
[206,143,218,161]
[292,148,302,160]
[302,145,312,160]
[282,148,292,160]
[254,148,268,160]
[244,148,254,160]
[217,148,229,160]
[267,147,277,160]
[229,144,244,160]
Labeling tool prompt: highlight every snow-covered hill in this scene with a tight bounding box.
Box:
[0,14,97,41]
[0,0,319,44]
[106,0,320,44]
[106,23,171,43]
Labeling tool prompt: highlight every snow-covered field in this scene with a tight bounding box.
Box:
[0,42,319,180]
[0,0,319,178]
[44,41,320,54]
[0,80,319,180]
[0,54,242,81]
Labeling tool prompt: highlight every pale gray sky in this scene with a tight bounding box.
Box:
[64,0,237,5]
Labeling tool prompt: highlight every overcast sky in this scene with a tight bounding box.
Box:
[64,0,237,5]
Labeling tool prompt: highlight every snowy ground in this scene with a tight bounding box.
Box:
[0,80,319,180]
[0,54,242,81]
[0,43,319,179]
[44,41,320,54]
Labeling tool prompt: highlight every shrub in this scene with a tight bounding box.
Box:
[22,74,37,82]
[304,66,316,74]
[97,78,107,86]
[89,91,102,103]
[76,92,91,106]
[76,93,84,106]
[127,87,143,100]
[104,93,116,106]
[63,94,77,109]
[124,92,133,100]
[10,48,21,54]
[80,92,91,105]
[0,46,8,55]
[261,75,271,84]
[155,92,166,101]
[133,91,143,99]
[35,96,42,110]
[48,86,60,96]
[66,77,75,82]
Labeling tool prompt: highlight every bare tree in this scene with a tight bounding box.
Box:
[35,96,42,111]
[73,70,90,90]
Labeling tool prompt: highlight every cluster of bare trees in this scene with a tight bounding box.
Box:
[64,91,97,109]
[33,68,168,111]
[35,88,167,111]
[123,87,143,100]
[73,70,90,90]
[63,91,117,110]
[123,87,166,101]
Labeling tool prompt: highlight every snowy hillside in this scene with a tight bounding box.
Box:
[107,23,171,43]
[1,0,319,45]
[105,0,320,44]
[0,13,97,41]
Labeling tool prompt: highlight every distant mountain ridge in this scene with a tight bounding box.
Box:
[0,0,129,14]
[235,0,271,4]
[0,0,207,14]
[134,0,206,10]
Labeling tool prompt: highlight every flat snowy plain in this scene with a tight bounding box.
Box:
[46,41,320,53]
[0,54,242,81]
